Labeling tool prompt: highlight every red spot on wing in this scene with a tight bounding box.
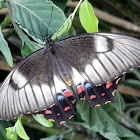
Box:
[64,90,73,98]
[101,93,105,96]
[77,85,84,95]
[57,113,60,116]
[106,82,113,89]
[45,110,52,114]
[64,106,71,111]
[90,95,96,99]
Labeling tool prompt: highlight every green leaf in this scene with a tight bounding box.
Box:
[0,27,13,67]
[79,0,98,32]
[22,40,42,57]
[76,100,116,132]
[0,1,6,9]
[10,0,75,44]
[11,22,42,57]
[9,0,75,56]
[76,100,139,139]
[111,91,125,112]
[6,127,17,140]
[125,79,140,87]
[40,135,62,140]
[123,138,140,140]
[115,123,138,139]
[15,117,29,140]
[33,115,53,128]
[51,14,72,40]
[128,69,140,80]
[0,121,11,140]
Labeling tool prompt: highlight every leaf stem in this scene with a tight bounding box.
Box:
[66,0,83,37]
[71,0,83,22]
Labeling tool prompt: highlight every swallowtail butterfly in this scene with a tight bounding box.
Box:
[0,33,140,126]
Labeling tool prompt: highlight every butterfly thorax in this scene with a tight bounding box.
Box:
[43,35,72,86]
[43,35,55,55]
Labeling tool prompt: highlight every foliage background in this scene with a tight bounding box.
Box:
[0,0,140,140]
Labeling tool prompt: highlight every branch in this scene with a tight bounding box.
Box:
[131,0,140,8]
[0,8,8,14]
[0,59,12,71]
[118,85,140,97]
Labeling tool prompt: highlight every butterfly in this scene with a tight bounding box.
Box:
[0,33,140,126]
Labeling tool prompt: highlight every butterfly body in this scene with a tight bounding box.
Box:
[43,35,56,55]
[0,33,140,126]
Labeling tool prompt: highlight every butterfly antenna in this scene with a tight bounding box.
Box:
[46,7,54,35]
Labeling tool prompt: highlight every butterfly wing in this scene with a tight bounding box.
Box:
[0,47,76,126]
[57,33,140,106]
[58,33,140,84]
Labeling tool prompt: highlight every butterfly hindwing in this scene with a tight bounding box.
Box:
[34,92,76,127]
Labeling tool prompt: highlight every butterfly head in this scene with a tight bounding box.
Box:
[43,34,56,55]
[43,35,53,44]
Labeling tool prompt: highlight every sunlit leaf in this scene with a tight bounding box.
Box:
[0,27,13,67]
[15,117,29,140]
[6,127,17,140]
[79,0,98,32]
[10,0,75,44]
[51,14,72,40]
[33,115,53,128]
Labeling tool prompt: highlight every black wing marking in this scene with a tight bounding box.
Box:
[57,33,140,85]
[0,47,76,126]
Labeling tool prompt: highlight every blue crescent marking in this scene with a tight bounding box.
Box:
[85,83,92,91]
[57,95,65,101]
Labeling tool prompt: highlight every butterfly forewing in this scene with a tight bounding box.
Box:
[58,33,140,85]
[0,45,76,126]
[0,48,50,119]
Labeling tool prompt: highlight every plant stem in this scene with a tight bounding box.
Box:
[71,0,83,22]
[66,0,83,37]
